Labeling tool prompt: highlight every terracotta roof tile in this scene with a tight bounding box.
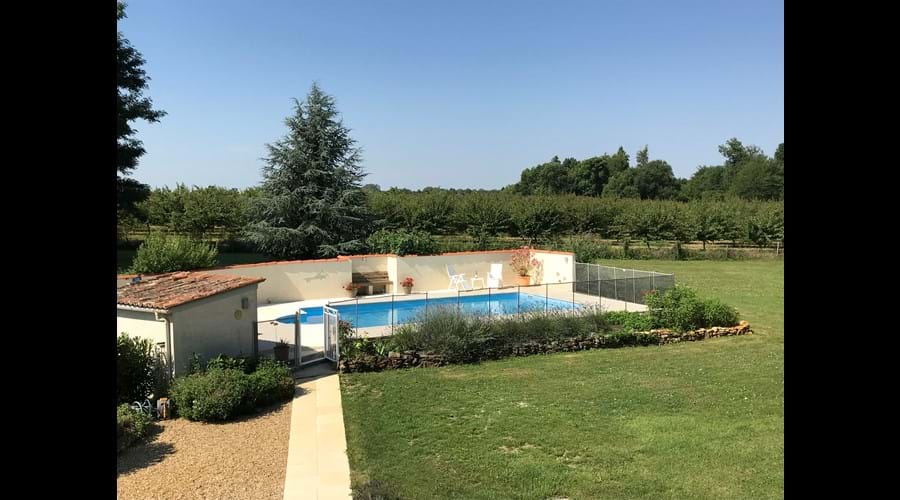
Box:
[117,272,265,311]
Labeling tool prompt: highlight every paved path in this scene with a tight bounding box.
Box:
[283,363,352,500]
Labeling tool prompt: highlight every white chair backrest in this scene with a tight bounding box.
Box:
[489,263,503,278]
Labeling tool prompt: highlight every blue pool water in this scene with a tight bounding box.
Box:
[276,291,580,328]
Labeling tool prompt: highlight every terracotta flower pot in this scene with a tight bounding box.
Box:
[516,275,531,286]
[273,343,290,362]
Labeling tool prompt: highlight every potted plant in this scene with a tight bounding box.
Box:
[400,276,414,294]
[273,339,290,363]
[343,282,357,297]
[510,247,541,286]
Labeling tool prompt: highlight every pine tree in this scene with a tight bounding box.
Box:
[635,145,649,168]
[117,2,165,212]
[608,146,630,176]
[246,83,373,259]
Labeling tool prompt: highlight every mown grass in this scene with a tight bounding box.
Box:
[340,260,784,499]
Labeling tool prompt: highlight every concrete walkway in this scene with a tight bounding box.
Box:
[283,363,352,500]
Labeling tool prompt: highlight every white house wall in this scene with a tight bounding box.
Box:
[117,309,167,345]
[169,285,258,374]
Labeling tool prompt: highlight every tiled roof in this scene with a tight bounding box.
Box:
[117,271,265,311]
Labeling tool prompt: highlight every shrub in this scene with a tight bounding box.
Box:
[129,232,218,274]
[340,320,382,358]
[564,234,616,262]
[603,311,655,332]
[206,353,258,374]
[701,299,740,327]
[151,350,172,400]
[645,285,739,332]
[388,307,611,363]
[117,404,156,453]
[605,331,658,347]
[117,333,155,404]
[248,360,295,407]
[170,358,294,422]
[170,368,252,421]
[366,229,438,256]
[574,308,610,335]
[392,307,493,362]
[341,333,393,358]
[186,353,204,375]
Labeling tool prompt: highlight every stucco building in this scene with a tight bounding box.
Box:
[116,271,265,375]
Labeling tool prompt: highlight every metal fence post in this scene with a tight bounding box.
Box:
[632,268,636,304]
[545,283,549,314]
[355,298,359,330]
[391,294,395,335]
[613,267,618,301]
[517,285,521,317]
[488,287,492,319]
[456,289,460,312]
[295,310,302,366]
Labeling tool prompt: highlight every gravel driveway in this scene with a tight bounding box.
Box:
[117,401,292,500]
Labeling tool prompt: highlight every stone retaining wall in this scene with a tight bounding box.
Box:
[339,321,751,373]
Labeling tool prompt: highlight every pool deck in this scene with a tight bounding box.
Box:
[257,286,647,344]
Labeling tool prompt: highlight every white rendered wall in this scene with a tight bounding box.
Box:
[169,285,258,374]
[116,309,167,345]
[205,260,352,303]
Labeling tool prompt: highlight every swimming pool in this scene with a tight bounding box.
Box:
[276,291,581,328]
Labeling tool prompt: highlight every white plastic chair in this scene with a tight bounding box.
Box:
[446,264,470,290]
[487,263,503,288]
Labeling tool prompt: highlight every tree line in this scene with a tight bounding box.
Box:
[117,4,782,263]
[505,139,783,201]
[118,80,783,261]
[126,185,783,252]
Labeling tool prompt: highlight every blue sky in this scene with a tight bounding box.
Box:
[121,0,784,190]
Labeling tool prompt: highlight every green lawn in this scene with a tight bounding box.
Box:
[340,260,784,499]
